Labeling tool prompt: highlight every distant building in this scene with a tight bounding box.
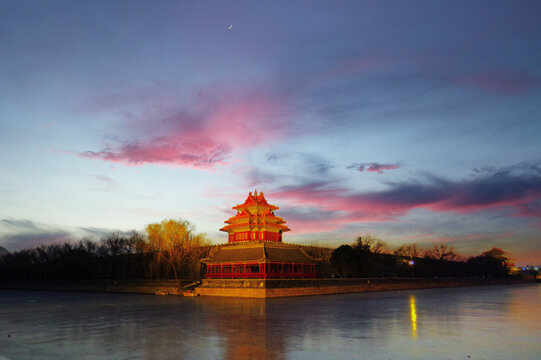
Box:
[482,247,514,268]
[201,191,318,279]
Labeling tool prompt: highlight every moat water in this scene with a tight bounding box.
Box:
[0,284,539,360]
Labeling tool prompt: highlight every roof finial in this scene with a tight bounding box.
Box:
[254,189,258,196]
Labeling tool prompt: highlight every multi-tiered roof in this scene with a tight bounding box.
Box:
[202,191,318,279]
[221,190,290,243]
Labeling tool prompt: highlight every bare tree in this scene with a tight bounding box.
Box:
[355,235,389,254]
[424,243,461,261]
[99,232,127,257]
[394,243,420,258]
[79,238,98,256]
[125,231,146,254]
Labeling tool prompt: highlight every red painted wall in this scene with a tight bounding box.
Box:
[206,262,316,279]
[228,231,282,243]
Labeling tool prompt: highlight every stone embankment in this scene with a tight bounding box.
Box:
[195,277,534,298]
[0,279,193,295]
[1,277,534,298]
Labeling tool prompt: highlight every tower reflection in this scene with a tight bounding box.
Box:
[201,297,285,360]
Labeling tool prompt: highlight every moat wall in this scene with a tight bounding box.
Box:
[0,279,193,295]
[1,278,534,298]
[195,277,534,298]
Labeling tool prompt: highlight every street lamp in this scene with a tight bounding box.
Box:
[408,260,415,278]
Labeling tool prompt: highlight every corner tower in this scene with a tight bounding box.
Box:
[220,190,290,243]
[202,191,318,279]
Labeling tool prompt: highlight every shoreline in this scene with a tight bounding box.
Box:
[0,279,193,296]
[195,277,534,298]
[0,277,535,298]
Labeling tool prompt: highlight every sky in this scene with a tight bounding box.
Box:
[1,1,541,265]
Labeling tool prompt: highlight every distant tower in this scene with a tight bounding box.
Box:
[220,190,290,243]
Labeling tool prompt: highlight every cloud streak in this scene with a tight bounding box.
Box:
[0,218,74,251]
[80,140,231,168]
[0,218,130,251]
[270,162,541,233]
[347,162,400,174]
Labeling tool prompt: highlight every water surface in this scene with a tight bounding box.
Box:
[0,284,539,359]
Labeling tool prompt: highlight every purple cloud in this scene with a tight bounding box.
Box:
[271,162,541,233]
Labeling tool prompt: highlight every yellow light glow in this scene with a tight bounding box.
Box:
[410,295,417,338]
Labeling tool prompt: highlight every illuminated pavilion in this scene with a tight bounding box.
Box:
[202,191,318,279]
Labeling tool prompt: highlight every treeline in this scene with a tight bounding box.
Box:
[0,219,210,281]
[321,236,513,278]
[0,224,514,281]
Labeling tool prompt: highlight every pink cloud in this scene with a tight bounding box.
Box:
[80,139,231,168]
[77,55,389,170]
[270,183,413,234]
[79,89,289,168]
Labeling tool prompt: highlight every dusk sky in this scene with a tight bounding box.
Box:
[1,1,541,265]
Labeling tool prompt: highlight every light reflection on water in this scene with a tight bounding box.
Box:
[0,284,540,360]
[410,295,417,338]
